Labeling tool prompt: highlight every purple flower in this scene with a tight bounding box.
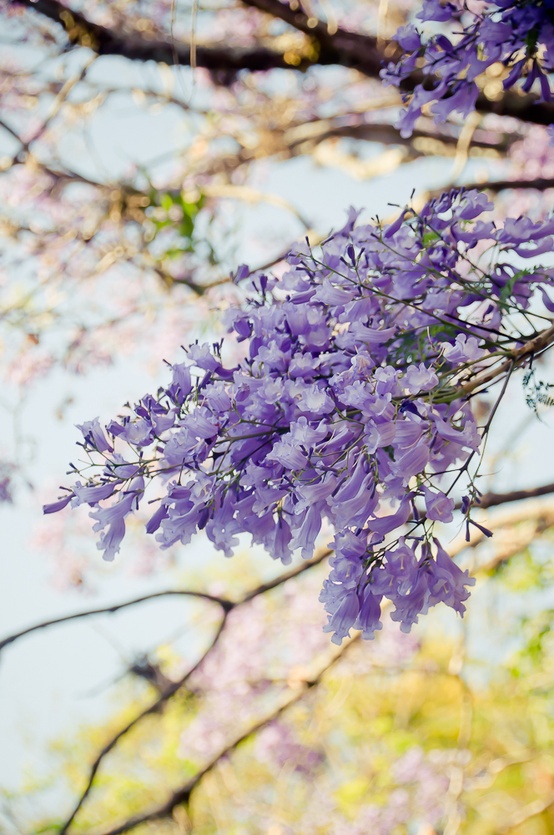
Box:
[441,334,484,365]
[321,583,360,645]
[72,481,116,506]
[417,0,458,22]
[423,487,455,523]
[292,505,323,560]
[428,540,476,616]
[49,189,554,643]
[77,418,113,453]
[404,364,439,394]
[90,477,144,562]
[328,530,367,587]
[43,494,72,514]
[392,445,430,480]
[385,1,554,134]
[354,585,383,640]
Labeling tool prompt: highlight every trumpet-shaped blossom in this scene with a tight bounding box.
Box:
[46,189,554,643]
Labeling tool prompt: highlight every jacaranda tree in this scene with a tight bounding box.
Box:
[1,0,554,832]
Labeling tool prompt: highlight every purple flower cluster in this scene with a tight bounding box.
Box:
[383,0,554,136]
[46,189,554,643]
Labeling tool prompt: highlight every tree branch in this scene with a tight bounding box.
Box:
[33,493,554,832]
[9,475,554,660]
[302,122,511,154]
[65,488,554,835]
[478,482,554,510]
[58,611,230,835]
[13,0,554,127]
[450,323,554,401]
[478,500,554,573]
[449,481,554,518]
[239,0,385,75]
[0,548,331,654]
[94,632,359,835]
[0,590,232,652]
[445,177,554,195]
[499,792,554,832]
[241,547,331,602]
[12,0,311,72]
[53,547,331,834]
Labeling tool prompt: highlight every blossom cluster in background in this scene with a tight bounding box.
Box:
[383,0,554,136]
[46,189,554,643]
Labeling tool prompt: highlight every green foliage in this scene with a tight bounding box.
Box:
[148,189,206,255]
[149,190,204,252]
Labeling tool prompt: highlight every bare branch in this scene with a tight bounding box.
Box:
[32,498,554,832]
[479,501,554,573]
[294,121,512,154]
[7,476,554,658]
[12,0,312,72]
[0,53,95,172]
[239,0,385,74]
[241,547,331,602]
[74,493,552,835]
[448,482,554,519]
[499,792,554,832]
[478,482,554,509]
[458,177,554,194]
[0,116,25,146]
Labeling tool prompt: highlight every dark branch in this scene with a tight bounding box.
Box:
[14,0,554,127]
[478,482,554,510]
[459,177,554,194]
[12,0,311,71]
[17,481,554,832]
[241,547,331,602]
[474,91,554,127]
[0,116,25,145]
[286,121,513,154]
[58,612,229,835]
[449,484,554,520]
[239,0,385,75]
